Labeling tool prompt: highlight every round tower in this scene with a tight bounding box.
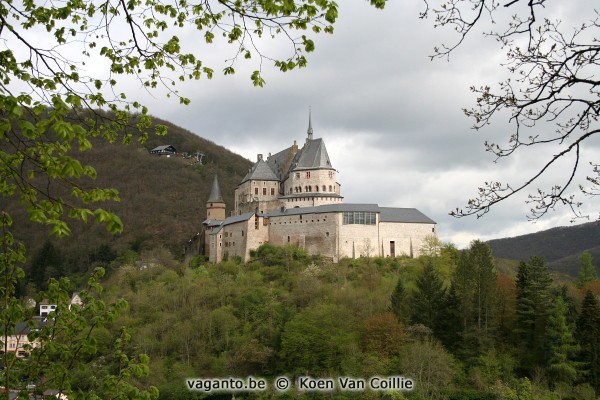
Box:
[206,175,226,220]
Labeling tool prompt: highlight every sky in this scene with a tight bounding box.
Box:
[121,0,600,248]
[9,0,599,248]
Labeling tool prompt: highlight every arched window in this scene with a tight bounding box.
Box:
[329,185,332,192]
[315,186,319,192]
[322,185,326,192]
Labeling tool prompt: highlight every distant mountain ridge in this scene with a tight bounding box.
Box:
[487,221,600,276]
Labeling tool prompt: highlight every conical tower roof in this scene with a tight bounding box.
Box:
[207,175,224,203]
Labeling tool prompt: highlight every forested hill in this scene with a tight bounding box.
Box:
[4,115,252,279]
[487,221,600,276]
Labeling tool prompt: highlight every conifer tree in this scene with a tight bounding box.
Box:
[390,277,408,324]
[577,251,598,288]
[514,257,553,374]
[576,291,600,391]
[469,240,497,332]
[453,251,476,332]
[436,284,463,353]
[410,261,446,336]
[545,294,579,384]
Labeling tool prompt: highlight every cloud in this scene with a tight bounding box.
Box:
[57,0,598,248]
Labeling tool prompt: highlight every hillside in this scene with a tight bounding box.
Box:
[487,221,600,276]
[4,115,253,278]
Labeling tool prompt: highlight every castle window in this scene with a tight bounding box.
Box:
[326,232,330,237]
[315,186,319,192]
[271,188,275,196]
[241,230,244,236]
[343,211,377,225]
[329,185,332,192]
[263,188,267,195]
[287,236,290,242]
[255,188,258,195]
[322,185,326,192]
[295,172,300,179]
[329,171,333,178]
[306,171,311,178]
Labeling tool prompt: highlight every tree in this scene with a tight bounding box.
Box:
[514,256,553,374]
[410,261,446,336]
[545,294,580,385]
[423,1,600,220]
[450,241,497,359]
[576,290,600,391]
[390,276,409,324]
[577,251,598,288]
[468,240,496,332]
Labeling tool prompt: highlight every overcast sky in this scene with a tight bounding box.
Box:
[118,0,600,248]
[15,0,596,248]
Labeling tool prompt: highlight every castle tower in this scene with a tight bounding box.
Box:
[206,175,226,220]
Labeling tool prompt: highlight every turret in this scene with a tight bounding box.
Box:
[206,175,226,220]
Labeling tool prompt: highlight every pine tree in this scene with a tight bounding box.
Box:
[410,261,446,336]
[577,251,598,288]
[545,294,579,384]
[453,251,476,332]
[436,284,463,353]
[469,240,497,332]
[390,277,408,324]
[576,290,600,391]
[514,256,552,374]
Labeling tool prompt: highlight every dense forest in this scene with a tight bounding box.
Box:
[48,239,599,399]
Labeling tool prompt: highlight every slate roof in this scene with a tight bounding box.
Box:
[150,145,176,152]
[379,207,437,224]
[265,204,436,224]
[266,145,296,180]
[207,175,224,202]
[292,138,333,170]
[241,160,279,183]
[208,212,257,233]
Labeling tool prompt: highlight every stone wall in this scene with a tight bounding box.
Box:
[268,211,339,260]
[378,222,436,258]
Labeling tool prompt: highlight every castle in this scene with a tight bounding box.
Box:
[202,113,437,263]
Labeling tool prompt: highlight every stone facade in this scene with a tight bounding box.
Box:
[203,115,437,263]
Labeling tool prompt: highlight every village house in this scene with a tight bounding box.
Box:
[1,318,45,358]
[149,144,177,156]
[202,113,437,263]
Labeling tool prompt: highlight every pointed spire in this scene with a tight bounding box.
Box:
[307,106,313,141]
[207,175,224,203]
